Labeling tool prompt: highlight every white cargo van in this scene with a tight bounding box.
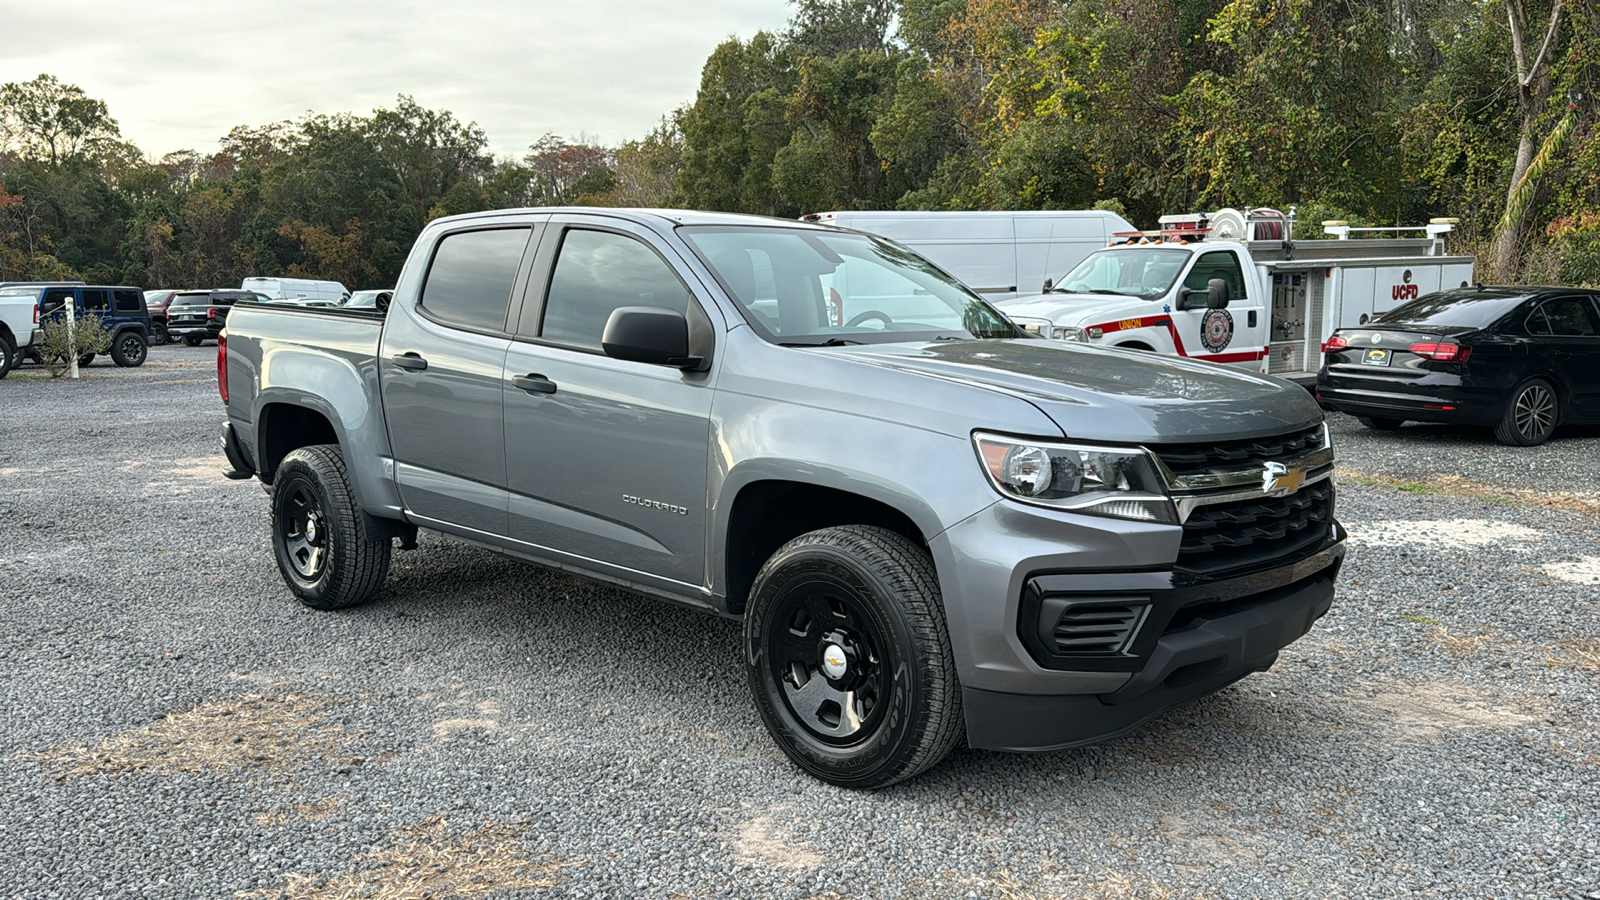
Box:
[801,210,1137,301]
[241,277,350,304]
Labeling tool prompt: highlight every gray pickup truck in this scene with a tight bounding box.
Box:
[219,208,1345,788]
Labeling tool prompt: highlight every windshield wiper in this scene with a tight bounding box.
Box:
[779,337,863,347]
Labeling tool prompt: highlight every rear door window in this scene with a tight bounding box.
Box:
[114,289,142,312]
[538,228,692,350]
[81,289,110,312]
[419,228,531,333]
[1535,297,1600,336]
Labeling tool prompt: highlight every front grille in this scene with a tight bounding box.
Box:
[1178,481,1334,575]
[1049,602,1146,654]
[1151,424,1325,477]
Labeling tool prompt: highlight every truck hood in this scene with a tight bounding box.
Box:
[996,292,1158,327]
[830,339,1320,443]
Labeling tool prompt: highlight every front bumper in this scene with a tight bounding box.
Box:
[929,495,1345,753]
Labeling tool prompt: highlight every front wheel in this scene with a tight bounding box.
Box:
[151,322,170,345]
[1494,378,1558,446]
[744,525,963,789]
[78,353,95,367]
[111,331,147,367]
[270,445,391,609]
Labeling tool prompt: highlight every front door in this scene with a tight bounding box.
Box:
[1173,249,1262,369]
[502,217,718,589]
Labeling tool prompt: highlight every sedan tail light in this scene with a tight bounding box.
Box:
[1324,335,1348,353]
[1408,341,1471,362]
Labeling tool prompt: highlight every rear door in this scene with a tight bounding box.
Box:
[1526,294,1600,419]
[501,215,719,588]
[380,223,538,535]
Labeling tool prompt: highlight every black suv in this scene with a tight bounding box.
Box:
[166,290,270,346]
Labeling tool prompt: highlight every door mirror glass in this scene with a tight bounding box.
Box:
[601,307,695,367]
[1041,277,1053,293]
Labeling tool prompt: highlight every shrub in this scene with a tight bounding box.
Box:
[34,314,111,378]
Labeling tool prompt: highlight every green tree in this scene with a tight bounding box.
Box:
[0,74,121,165]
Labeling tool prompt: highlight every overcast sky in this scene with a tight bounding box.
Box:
[0,0,794,160]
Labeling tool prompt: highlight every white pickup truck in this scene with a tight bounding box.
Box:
[996,211,1475,381]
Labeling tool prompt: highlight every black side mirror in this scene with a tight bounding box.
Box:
[1205,277,1231,309]
[1041,277,1054,293]
[375,291,392,314]
[602,307,699,368]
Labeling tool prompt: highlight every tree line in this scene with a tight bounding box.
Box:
[1,0,1595,291]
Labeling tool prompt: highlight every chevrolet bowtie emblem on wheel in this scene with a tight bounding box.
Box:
[1262,461,1306,495]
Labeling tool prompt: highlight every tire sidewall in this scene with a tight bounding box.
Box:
[270,458,336,603]
[1501,378,1558,445]
[0,337,13,377]
[745,544,926,786]
[113,332,147,367]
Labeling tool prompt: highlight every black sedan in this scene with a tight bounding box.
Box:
[1316,286,1600,446]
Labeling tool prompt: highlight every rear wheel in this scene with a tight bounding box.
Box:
[1357,416,1405,431]
[270,445,391,609]
[0,334,15,378]
[183,334,203,347]
[1494,379,1558,446]
[745,525,963,789]
[111,331,147,367]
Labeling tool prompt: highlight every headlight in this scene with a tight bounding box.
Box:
[972,433,1177,523]
[1052,326,1080,341]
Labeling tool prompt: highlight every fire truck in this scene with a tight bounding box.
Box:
[995,208,1476,381]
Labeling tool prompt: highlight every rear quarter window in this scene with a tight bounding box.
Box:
[114,290,143,312]
[419,228,531,332]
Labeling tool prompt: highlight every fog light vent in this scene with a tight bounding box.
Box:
[1040,600,1149,655]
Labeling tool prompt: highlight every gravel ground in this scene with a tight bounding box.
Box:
[2,345,1598,899]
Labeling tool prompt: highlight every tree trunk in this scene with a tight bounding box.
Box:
[1493,0,1564,279]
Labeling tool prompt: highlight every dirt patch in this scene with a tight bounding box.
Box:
[733,812,823,871]
[239,816,578,899]
[1544,556,1600,585]
[1349,518,1543,551]
[1156,813,1262,867]
[118,455,228,493]
[1345,682,1538,742]
[1340,469,1600,518]
[1546,639,1600,673]
[257,798,344,827]
[29,692,360,779]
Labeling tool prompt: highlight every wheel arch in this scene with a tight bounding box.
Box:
[1115,340,1156,352]
[719,477,935,616]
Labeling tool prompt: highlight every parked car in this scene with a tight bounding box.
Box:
[1316,286,1600,445]
[166,290,271,345]
[241,277,349,304]
[0,284,153,371]
[344,289,393,311]
[144,290,177,344]
[220,207,1346,789]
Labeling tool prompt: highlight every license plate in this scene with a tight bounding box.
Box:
[1361,348,1391,367]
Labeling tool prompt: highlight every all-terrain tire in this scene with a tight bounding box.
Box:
[110,331,147,367]
[744,525,963,789]
[270,445,391,610]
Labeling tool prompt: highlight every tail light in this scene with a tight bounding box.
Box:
[217,332,228,403]
[207,308,218,319]
[1324,335,1348,353]
[1408,341,1471,362]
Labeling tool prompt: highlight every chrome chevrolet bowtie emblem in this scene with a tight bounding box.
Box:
[1262,461,1305,495]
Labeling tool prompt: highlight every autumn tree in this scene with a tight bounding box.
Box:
[0,74,121,165]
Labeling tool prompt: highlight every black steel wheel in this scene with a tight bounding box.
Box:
[745,525,963,789]
[151,322,170,345]
[270,444,390,609]
[111,331,147,367]
[1494,379,1558,446]
[183,334,203,347]
[1357,416,1405,431]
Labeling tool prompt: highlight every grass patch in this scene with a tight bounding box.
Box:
[1399,614,1442,625]
[1546,639,1600,673]
[239,816,580,899]
[1339,468,1600,517]
[29,692,361,780]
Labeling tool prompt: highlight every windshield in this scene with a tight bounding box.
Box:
[1377,290,1527,327]
[680,226,1019,344]
[1052,248,1189,300]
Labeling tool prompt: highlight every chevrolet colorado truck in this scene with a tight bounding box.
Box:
[219,208,1346,788]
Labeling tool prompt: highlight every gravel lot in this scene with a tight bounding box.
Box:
[2,345,1598,899]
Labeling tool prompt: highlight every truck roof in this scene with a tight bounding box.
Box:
[426,207,815,232]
